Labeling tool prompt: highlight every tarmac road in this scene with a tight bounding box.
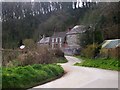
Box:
[32,56,118,88]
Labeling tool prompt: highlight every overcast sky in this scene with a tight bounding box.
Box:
[0,0,119,2]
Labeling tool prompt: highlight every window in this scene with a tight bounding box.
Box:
[52,38,54,42]
[56,38,58,43]
[60,38,62,42]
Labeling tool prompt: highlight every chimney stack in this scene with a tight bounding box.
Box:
[68,27,71,32]
[43,35,45,38]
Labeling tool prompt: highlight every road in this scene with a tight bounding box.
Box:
[32,56,118,88]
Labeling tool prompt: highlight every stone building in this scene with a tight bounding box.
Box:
[38,25,86,55]
[65,25,86,55]
[51,32,67,49]
[38,35,51,47]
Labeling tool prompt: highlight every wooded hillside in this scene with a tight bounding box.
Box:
[2,2,120,49]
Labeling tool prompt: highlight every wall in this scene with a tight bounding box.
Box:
[100,47,120,59]
[67,34,80,48]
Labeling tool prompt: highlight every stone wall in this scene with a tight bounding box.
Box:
[67,34,80,48]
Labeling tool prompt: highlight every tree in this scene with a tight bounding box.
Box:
[23,39,35,50]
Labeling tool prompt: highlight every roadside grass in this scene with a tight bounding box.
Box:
[0,67,1,89]
[2,64,64,89]
[74,56,120,71]
[55,57,68,63]
[74,56,86,61]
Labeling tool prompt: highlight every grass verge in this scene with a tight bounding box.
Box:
[2,64,64,89]
[75,56,120,71]
[56,57,68,63]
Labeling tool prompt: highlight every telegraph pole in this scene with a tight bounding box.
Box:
[92,23,97,58]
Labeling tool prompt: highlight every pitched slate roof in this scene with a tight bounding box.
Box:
[52,32,66,38]
[66,25,86,35]
[38,37,51,44]
[102,39,120,48]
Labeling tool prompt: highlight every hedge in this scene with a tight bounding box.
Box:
[2,64,64,89]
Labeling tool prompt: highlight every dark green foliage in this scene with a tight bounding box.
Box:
[81,2,119,40]
[32,64,42,70]
[75,57,119,71]
[2,64,64,88]
[2,2,94,49]
[47,64,63,76]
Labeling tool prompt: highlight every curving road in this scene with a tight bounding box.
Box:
[32,56,118,88]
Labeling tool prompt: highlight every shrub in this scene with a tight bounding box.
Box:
[2,64,64,88]
[23,39,36,50]
[3,46,67,67]
[18,46,66,66]
[41,65,56,77]
[2,50,22,66]
[81,44,100,58]
[52,48,64,58]
[18,46,54,65]
[47,64,64,76]
[32,64,42,70]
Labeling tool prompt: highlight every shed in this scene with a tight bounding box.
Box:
[101,39,120,58]
[102,39,120,48]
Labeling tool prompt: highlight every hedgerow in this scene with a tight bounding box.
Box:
[2,64,64,89]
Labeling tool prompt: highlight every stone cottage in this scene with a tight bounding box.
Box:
[38,35,51,47]
[38,25,86,55]
[51,32,67,49]
[64,25,86,55]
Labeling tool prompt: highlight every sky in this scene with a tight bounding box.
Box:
[0,0,119,2]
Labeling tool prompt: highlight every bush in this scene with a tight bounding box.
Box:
[52,48,64,58]
[2,50,22,66]
[47,64,64,76]
[23,39,36,50]
[3,46,67,67]
[2,64,64,88]
[81,44,100,58]
[41,65,56,77]
[18,46,66,66]
[18,46,55,65]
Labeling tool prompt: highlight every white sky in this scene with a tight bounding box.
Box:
[0,0,120,2]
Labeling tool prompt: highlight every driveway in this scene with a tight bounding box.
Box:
[32,56,118,88]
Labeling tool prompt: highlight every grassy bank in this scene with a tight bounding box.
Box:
[56,57,68,63]
[75,56,120,71]
[2,64,64,89]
